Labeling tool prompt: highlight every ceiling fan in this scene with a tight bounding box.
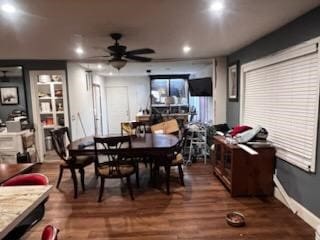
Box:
[93,33,155,70]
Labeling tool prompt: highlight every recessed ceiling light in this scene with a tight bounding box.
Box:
[97,64,102,69]
[108,72,113,76]
[1,3,16,13]
[183,45,191,54]
[75,47,84,55]
[210,1,224,11]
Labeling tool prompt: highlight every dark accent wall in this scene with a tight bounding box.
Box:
[227,6,320,217]
[0,60,67,123]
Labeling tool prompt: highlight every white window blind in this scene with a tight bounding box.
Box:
[241,40,320,172]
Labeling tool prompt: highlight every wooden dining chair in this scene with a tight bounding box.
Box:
[51,127,94,198]
[41,225,59,240]
[121,121,149,136]
[158,137,186,194]
[94,136,139,202]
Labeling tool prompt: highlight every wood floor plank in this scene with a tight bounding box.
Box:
[21,161,314,240]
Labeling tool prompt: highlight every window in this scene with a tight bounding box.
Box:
[189,96,213,123]
[240,39,320,172]
[150,75,189,114]
[151,79,169,104]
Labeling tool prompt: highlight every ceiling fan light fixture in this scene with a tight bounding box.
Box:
[109,58,127,70]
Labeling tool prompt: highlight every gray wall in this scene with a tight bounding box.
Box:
[227,6,320,217]
[0,60,67,123]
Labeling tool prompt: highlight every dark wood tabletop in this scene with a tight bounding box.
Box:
[68,133,179,156]
[0,163,36,184]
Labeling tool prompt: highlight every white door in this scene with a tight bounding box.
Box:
[93,84,103,136]
[106,86,129,134]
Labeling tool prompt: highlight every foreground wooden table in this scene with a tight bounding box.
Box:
[0,185,52,239]
[0,163,36,184]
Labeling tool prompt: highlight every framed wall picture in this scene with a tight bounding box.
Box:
[228,61,240,101]
[0,87,19,105]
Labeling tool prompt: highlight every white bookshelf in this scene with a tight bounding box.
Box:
[30,70,69,162]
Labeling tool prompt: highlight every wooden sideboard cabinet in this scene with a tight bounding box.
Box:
[212,136,275,197]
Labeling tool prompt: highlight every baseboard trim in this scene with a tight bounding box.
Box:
[274,187,320,230]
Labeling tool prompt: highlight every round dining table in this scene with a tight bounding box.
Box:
[68,133,179,156]
[68,133,180,195]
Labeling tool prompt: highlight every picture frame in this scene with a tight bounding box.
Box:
[0,87,19,105]
[228,61,240,101]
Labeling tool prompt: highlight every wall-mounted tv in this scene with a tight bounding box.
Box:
[188,77,212,96]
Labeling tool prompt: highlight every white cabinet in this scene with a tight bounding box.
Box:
[0,129,30,163]
[30,70,69,162]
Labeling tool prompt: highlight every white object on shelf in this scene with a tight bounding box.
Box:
[40,102,51,112]
[42,125,56,129]
[38,74,51,83]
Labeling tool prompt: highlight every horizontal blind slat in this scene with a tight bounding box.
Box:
[243,50,319,172]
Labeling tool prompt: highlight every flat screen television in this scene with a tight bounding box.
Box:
[188,77,212,96]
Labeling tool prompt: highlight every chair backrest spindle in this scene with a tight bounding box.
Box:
[51,127,71,161]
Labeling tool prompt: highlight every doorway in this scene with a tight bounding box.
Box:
[106,86,129,134]
[93,84,103,136]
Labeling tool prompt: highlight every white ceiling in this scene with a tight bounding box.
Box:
[0,0,319,60]
[80,59,213,76]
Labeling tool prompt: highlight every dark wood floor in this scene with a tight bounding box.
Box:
[23,161,314,240]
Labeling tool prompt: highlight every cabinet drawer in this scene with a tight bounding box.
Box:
[0,136,15,150]
[0,154,17,163]
[0,136,23,152]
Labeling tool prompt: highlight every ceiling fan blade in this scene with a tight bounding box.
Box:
[125,48,155,55]
[125,55,152,62]
[87,55,110,59]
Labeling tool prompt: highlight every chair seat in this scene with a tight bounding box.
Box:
[171,153,184,165]
[61,155,94,168]
[42,225,59,240]
[97,164,135,177]
[2,173,49,186]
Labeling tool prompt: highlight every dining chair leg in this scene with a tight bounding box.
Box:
[149,161,153,184]
[154,162,160,187]
[126,176,134,200]
[165,165,171,195]
[79,168,85,192]
[94,164,99,179]
[98,177,105,202]
[143,157,148,168]
[56,165,64,189]
[135,162,140,188]
[178,164,185,186]
[70,168,78,199]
